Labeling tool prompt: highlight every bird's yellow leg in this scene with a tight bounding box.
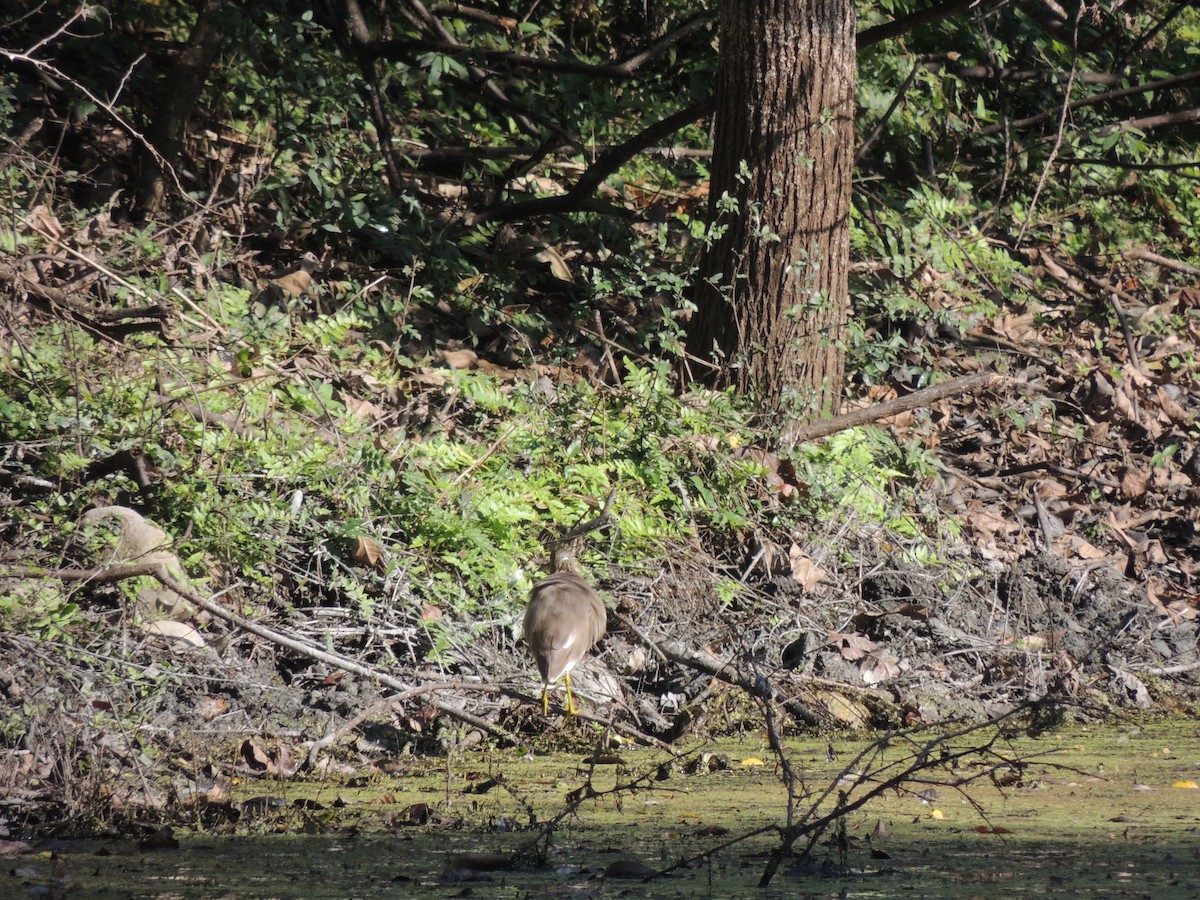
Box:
[564,672,578,715]
[541,685,550,716]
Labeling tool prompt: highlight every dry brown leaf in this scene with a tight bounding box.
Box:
[198,697,229,722]
[1108,666,1152,709]
[351,535,384,569]
[240,739,270,769]
[1116,385,1162,437]
[413,370,450,387]
[26,204,65,240]
[1150,467,1191,491]
[741,447,805,500]
[439,348,478,370]
[863,384,897,402]
[534,245,574,282]
[145,620,207,649]
[1122,363,1153,388]
[456,273,485,294]
[1036,479,1069,499]
[390,803,432,826]
[830,630,876,660]
[270,268,311,297]
[1147,580,1199,622]
[239,738,284,774]
[1053,534,1109,561]
[1156,387,1193,425]
[1119,469,1149,500]
[475,358,518,379]
[435,182,468,200]
[1143,539,1168,565]
[994,311,1038,343]
[879,409,915,429]
[343,395,386,421]
[788,544,827,591]
[860,648,903,685]
[965,505,1020,541]
[851,603,929,632]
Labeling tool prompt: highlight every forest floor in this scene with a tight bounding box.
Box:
[3,164,1200,840]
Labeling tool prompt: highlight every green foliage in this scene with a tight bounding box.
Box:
[4,0,1198,662]
[797,427,929,541]
[849,2,1200,382]
[383,358,761,617]
[2,266,946,659]
[0,580,81,642]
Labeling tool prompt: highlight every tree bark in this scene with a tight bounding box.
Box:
[132,0,228,214]
[687,0,855,435]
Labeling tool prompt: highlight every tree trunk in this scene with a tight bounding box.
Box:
[132,0,228,215]
[687,0,855,437]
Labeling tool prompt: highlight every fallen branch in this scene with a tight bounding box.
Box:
[784,371,1002,448]
[2,561,518,744]
[657,639,823,726]
[650,705,1053,887]
[757,706,1044,886]
[1124,247,1200,276]
[2,561,670,752]
[0,259,170,340]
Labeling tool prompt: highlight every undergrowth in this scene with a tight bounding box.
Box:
[0,281,944,653]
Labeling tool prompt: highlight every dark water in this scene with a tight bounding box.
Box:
[9,722,1200,898]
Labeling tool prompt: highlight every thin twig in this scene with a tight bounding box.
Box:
[857,61,921,163]
[2,562,521,744]
[1015,1,1081,249]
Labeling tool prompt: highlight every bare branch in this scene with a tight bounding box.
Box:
[478,98,715,222]
[370,12,714,78]
[858,0,1004,50]
[927,61,1123,86]
[979,69,1200,137]
[1096,106,1200,137]
[657,639,823,726]
[1056,156,1200,178]
[0,46,183,199]
[857,61,921,163]
[430,4,518,32]
[783,372,1003,448]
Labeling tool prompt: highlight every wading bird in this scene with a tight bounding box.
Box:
[523,493,614,715]
[524,547,606,715]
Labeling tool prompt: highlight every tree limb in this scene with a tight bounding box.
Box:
[1056,156,1200,178]
[369,12,714,78]
[926,62,1123,86]
[1096,106,1200,137]
[477,98,715,222]
[783,372,1002,448]
[978,69,1200,137]
[858,0,1002,50]
[657,639,823,727]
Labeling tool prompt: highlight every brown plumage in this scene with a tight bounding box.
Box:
[524,567,606,715]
